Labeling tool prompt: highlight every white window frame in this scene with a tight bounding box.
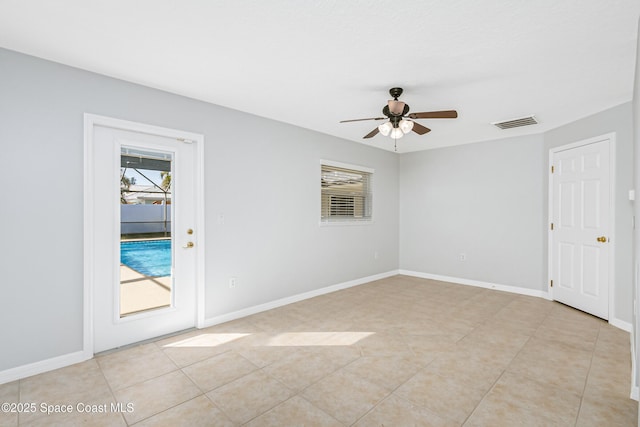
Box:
[320,159,374,226]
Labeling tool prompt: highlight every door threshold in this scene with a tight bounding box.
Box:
[94,327,197,357]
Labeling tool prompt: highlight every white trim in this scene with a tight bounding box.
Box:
[83,115,95,360]
[83,113,205,356]
[549,132,615,153]
[0,351,88,385]
[399,270,552,299]
[85,114,204,141]
[630,328,638,401]
[318,220,374,227]
[195,129,206,329]
[112,140,122,324]
[547,133,616,323]
[631,336,638,400]
[609,317,633,333]
[630,260,640,409]
[320,159,375,174]
[201,270,398,328]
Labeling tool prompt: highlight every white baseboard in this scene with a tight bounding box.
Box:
[0,351,89,385]
[399,270,551,300]
[610,317,633,333]
[202,270,399,328]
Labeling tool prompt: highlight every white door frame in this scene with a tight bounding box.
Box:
[547,132,616,322]
[83,114,206,358]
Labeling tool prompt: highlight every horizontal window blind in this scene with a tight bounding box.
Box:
[321,164,372,223]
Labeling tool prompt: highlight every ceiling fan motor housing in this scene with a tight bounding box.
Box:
[389,87,404,99]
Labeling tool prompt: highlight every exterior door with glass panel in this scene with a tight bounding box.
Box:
[91,124,198,353]
[550,137,611,319]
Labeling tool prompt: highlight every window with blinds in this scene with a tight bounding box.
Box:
[321,162,372,223]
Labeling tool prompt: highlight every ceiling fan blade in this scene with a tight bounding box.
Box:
[408,110,458,119]
[363,128,379,139]
[412,122,431,135]
[339,117,386,123]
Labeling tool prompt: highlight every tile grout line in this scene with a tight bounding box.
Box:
[460,294,552,425]
[257,345,364,424]
[573,322,602,427]
[9,277,632,425]
[461,369,508,426]
[93,357,131,426]
[100,341,200,426]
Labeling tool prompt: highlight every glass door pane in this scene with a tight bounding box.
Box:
[119,147,174,317]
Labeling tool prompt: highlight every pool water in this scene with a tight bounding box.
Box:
[121,239,172,277]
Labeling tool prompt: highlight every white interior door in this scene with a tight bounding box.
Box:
[90,124,199,353]
[551,137,611,319]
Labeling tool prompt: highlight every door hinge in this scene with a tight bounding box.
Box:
[550,223,554,230]
[551,165,554,173]
[550,280,553,288]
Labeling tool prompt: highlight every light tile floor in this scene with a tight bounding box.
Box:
[1,275,636,426]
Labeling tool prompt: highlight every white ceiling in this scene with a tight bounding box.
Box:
[1,0,639,153]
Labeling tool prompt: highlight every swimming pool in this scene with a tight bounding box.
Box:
[120,239,172,277]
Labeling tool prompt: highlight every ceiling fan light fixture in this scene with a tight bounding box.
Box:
[388,100,405,116]
[399,119,414,134]
[390,127,404,139]
[378,121,393,136]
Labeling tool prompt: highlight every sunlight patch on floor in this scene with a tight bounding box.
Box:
[160,331,375,348]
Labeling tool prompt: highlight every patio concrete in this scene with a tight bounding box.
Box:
[120,265,171,316]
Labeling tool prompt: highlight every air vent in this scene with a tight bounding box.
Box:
[492,115,538,130]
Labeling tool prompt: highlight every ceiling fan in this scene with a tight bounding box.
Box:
[340,87,458,140]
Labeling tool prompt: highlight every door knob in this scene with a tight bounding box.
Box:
[183,241,194,248]
[596,236,607,243]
